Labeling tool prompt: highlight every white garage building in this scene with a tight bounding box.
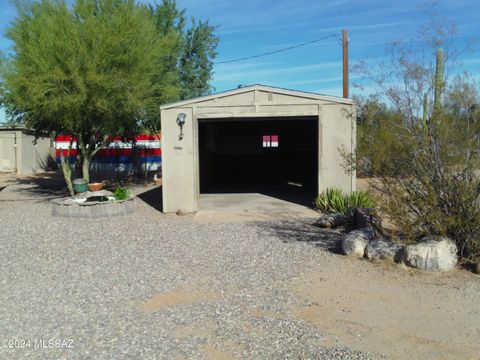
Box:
[160,84,355,213]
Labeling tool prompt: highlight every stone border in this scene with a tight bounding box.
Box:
[51,197,135,218]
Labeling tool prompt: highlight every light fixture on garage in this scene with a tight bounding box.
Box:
[176,113,186,140]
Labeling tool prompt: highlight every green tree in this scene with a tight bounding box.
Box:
[149,0,218,101]
[3,0,183,183]
[178,19,218,100]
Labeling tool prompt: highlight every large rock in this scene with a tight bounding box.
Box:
[365,239,404,262]
[316,213,346,228]
[403,236,458,272]
[356,208,386,237]
[342,228,375,257]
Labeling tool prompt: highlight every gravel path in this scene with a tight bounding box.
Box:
[2,174,479,359]
[0,176,374,359]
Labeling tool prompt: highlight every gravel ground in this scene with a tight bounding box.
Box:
[0,175,375,359]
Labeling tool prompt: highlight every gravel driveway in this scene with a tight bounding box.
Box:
[0,175,373,359]
[2,174,479,359]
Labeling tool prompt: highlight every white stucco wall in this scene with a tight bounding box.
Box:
[160,85,355,213]
[0,130,51,175]
[19,134,51,175]
[0,131,17,172]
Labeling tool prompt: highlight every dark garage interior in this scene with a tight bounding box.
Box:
[198,117,318,207]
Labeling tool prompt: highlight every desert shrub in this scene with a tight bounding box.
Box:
[344,15,480,261]
[315,188,375,222]
[347,89,480,260]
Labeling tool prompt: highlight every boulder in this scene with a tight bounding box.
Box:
[316,213,347,228]
[341,228,375,257]
[403,236,458,272]
[356,208,386,237]
[365,239,404,262]
[356,208,378,227]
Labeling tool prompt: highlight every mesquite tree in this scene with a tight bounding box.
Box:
[3,0,218,182]
[5,0,169,182]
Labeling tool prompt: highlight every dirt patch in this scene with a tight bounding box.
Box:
[201,344,239,360]
[140,288,221,311]
[292,260,480,359]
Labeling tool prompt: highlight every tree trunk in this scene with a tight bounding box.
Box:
[82,157,90,183]
[77,132,90,182]
[60,153,74,197]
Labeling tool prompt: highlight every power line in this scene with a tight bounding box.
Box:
[215,34,337,64]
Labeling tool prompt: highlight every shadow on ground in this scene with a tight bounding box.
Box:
[3,171,67,198]
[136,186,163,212]
[256,219,347,254]
[1,170,164,202]
[202,182,316,208]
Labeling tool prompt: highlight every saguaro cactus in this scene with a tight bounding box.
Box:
[433,48,444,114]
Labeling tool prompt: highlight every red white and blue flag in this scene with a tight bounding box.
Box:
[55,134,162,171]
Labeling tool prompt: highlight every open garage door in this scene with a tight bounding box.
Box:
[198,116,318,207]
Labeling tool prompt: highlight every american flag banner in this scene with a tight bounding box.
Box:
[55,134,162,172]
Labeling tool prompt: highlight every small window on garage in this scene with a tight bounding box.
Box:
[262,135,271,147]
[271,135,279,147]
[262,134,279,148]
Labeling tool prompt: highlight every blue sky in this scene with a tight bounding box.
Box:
[1,0,479,122]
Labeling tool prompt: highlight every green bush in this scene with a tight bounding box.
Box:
[113,186,129,200]
[315,188,375,222]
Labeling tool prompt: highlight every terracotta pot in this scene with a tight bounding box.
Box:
[88,182,105,192]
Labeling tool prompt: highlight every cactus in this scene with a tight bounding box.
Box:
[433,48,444,114]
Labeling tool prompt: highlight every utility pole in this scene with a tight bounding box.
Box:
[342,29,349,99]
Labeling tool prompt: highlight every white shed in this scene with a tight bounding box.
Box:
[0,127,52,175]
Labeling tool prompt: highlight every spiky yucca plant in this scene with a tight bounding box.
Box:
[315,188,375,222]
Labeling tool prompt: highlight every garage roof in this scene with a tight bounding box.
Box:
[160,84,354,110]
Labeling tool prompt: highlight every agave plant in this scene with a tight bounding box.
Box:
[344,191,375,221]
[347,190,375,209]
[315,188,345,213]
[315,188,375,223]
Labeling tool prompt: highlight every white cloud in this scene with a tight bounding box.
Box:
[214,61,341,82]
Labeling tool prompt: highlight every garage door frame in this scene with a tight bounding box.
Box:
[191,108,322,212]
